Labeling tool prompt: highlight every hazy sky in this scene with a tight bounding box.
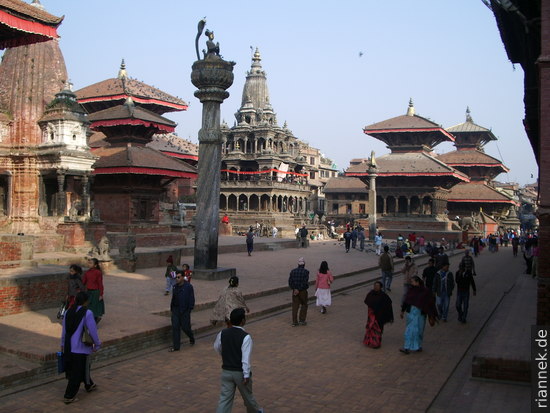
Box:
[33,0,537,185]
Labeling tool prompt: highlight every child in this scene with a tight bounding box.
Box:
[315,261,334,314]
[164,255,178,295]
[182,263,192,283]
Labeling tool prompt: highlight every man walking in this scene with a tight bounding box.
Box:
[421,258,438,292]
[433,263,454,322]
[298,225,308,248]
[459,249,476,276]
[435,247,450,270]
[343,227,352,253]
[169,272,195,351]
[379,245,394,292]
[455,264,477,323]
[214,308,264,413]
[289,257,309,326]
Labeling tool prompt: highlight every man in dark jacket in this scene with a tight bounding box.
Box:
[169,272,195,351]
[288,257,310,326]
[433,263,454,322]
[455,265,477,323]
[299,225,308,248]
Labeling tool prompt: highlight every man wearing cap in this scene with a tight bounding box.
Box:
[214,308,264,413]
[288,257,310,326]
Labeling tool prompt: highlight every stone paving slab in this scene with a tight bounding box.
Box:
[0,247,529,412]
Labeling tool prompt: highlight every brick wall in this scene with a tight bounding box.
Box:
[0,272,66,316]
[0,235,33,268]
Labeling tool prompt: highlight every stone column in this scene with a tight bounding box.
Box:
[368,164,377,241]
[82,173,90,217]
[56,169,67,216]
[191,40,235,280]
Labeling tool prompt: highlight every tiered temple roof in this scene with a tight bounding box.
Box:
[0,0,62,49]
[363,99,455,152]
[75,61,188,115]
[440,109,516,212]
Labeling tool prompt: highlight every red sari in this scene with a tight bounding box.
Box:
[363,289,394,348]
[363,308,382,348]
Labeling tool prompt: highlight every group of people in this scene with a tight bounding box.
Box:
[164,255,192,294]
[342,225,368,253]
[364,248,478,354]
[60,258,105,404]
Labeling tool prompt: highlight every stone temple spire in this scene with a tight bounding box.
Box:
[236,48,277,126]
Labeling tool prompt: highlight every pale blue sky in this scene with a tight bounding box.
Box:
[36,0,537,184]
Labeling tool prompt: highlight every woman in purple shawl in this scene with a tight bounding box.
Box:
[363,281,394,348]
[399,276,438,354]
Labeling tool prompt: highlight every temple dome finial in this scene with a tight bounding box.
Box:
[31,0,45,10]
[466,106,473,122]
[118,59,127,79]
[406,98,415,116]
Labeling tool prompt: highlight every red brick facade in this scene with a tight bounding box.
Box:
[0,272,66,316]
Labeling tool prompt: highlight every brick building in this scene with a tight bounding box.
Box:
[488,0,549,323]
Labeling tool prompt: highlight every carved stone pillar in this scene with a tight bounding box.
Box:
[368,165,377,240]
[56,170,66,216]
[82,174,90,217]
[191,37,235,277]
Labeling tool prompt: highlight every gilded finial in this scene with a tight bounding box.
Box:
[406,98,415,116]
[466,106,473,122]
[118,59,127,79]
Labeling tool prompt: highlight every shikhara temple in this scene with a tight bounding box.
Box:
[439,107,519,234]
[0,0,97,258]
[219,49,337,236]
[0,0,199,268]
[346,100,470,239]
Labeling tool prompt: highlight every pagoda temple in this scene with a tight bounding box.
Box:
[76,63,196,248]
[439,108,519,233]
[346,100,469,240]
[220,49,337,236]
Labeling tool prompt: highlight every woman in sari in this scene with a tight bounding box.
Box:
[210,276,250,327]
[363,281,394,348]
[83,258,105,323]
[399,276,438,354]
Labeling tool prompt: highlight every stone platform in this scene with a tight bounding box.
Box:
[0,241,533,412]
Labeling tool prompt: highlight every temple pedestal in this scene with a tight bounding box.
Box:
[193,267,236,281]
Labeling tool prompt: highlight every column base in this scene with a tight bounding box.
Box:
[192,267,236,281]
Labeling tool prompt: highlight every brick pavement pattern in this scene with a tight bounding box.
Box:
[0,244,531,412]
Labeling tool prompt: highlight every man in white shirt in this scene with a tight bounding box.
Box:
[214,308,263,413]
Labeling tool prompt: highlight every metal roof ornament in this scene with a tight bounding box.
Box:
[466,106,473,122]
[406,98,415,116]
